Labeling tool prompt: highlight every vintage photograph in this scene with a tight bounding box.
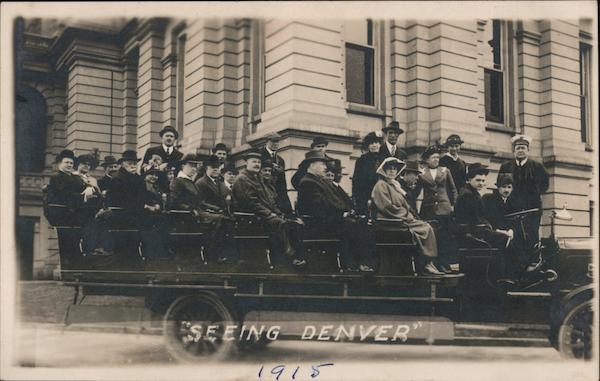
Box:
[1,2,598,380]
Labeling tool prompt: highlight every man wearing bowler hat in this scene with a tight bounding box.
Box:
[498,134,549,249]
[106,150,147,227]
[142,126,184,168]
[232,150,306,268]
[297,151,375,272]
[98,155,120,193]
[379,121,407,161]
[440,134,468,190]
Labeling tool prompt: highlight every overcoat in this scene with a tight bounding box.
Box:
[297,173,349,222]
[482,190,522,231]
[142,145,184,166]
[170,175,201,211]
[106,167,146,224]
[259,147,291,211]
[232,169,282,217]
[418,166,457,220]
[379,143,407,161]
[439,154,467,190]
[371,178,437,258]
[454,183,489,226]
[352,152,381,214]
[498,159,549,209]
[195,175,230,213]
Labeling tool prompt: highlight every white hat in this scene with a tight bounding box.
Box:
[510,134,532,147]
[376,157,406,178]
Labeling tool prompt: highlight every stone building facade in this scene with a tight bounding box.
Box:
[15,17,595,279]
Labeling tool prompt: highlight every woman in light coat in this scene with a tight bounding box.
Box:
[371,157,443,275]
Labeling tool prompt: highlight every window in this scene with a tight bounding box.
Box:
[482,19,516,128]
[579,43,592,145]
[249,19,265,135]
[484,20,504,123]
[344,20,375,106]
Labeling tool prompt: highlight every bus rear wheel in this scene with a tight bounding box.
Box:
[558,300,593,360]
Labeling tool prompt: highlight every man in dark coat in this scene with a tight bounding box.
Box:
[327,159,354,210]
[291,136,331,190]
[440,134,468,190]
[142,126,184,192]
[297,151,375,272]
[106,150,146,226]
[232,150,306,267]
[193,155,236,263]
[379,121,407,161]
[498,135,550,248]
[98,155,119,193]
[352,131,383,215]
[261,159,293,215]
[259,132,291,213]
[399,160,422,216]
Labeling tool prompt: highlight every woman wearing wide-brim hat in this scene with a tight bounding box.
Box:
[371,157,444,275]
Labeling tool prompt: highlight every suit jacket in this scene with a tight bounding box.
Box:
[482,190,522,231]
[418,166,457,219]
[195,174,230,213]
[454,184,488,226]
[142,145,184,166]
[371,179,417,222]
[98,175,112,192]
[297,173,350,222]
[106,168,146,223]
[48,170,86,211]
[331,181,354,211]
[232,169,281,217]
[498,159,549,209]
[352,152,382,214]
[439,154,467,190]
[379,143,407,161]
[170,175,201,211]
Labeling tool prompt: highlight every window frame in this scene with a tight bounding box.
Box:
[579,42,592,148]
[482,19,518,133]
[175,32,187,139]
[342,19,382,113]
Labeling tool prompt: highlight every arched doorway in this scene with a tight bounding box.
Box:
[15,85,48,279]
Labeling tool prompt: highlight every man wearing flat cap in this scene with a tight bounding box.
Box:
[260,132,292,214]
[498,134,549,248]
[297,151,375,272]
[440,134,468,190]
[379,121,407,161]
[232,150,306,268]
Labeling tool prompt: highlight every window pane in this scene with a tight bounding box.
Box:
[346,44,374,105]
[491,20,502,69]
[485,69,504,123]
[342,20,370,46]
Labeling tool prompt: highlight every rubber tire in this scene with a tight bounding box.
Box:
[163,293,236,362]
[557,299,593,360]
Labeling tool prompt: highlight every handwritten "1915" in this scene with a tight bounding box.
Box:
[258,363,334,380]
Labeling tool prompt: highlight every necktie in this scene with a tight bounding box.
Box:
[391,146,396,156]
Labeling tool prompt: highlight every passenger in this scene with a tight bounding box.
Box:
[418,144,458,220]
[439,134,468,190]
[482,173,526,280]
[297,150,375,272]
[212,143,229,168]
[106,150,146,226]
[259,132,291,213]
[261,159,293,215]
[232,150,306,268]
[221,163,237,192]
[189,155,236,263]
[371,157,443,275]
[166,164,177,184]
[74,154,103,254]
[352,131,383,215]
[48,149,103,255]
[142,126,183,192]
[379,121,407,161]
[418,144,459,273]
[291,136,331,190]
[98,155,119,193]
[455,163,509,250]
[498,134,550,249]
[140,168,170,259]
[398,160,422,216]
[170,153,203,211]
[327,159,355,211]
